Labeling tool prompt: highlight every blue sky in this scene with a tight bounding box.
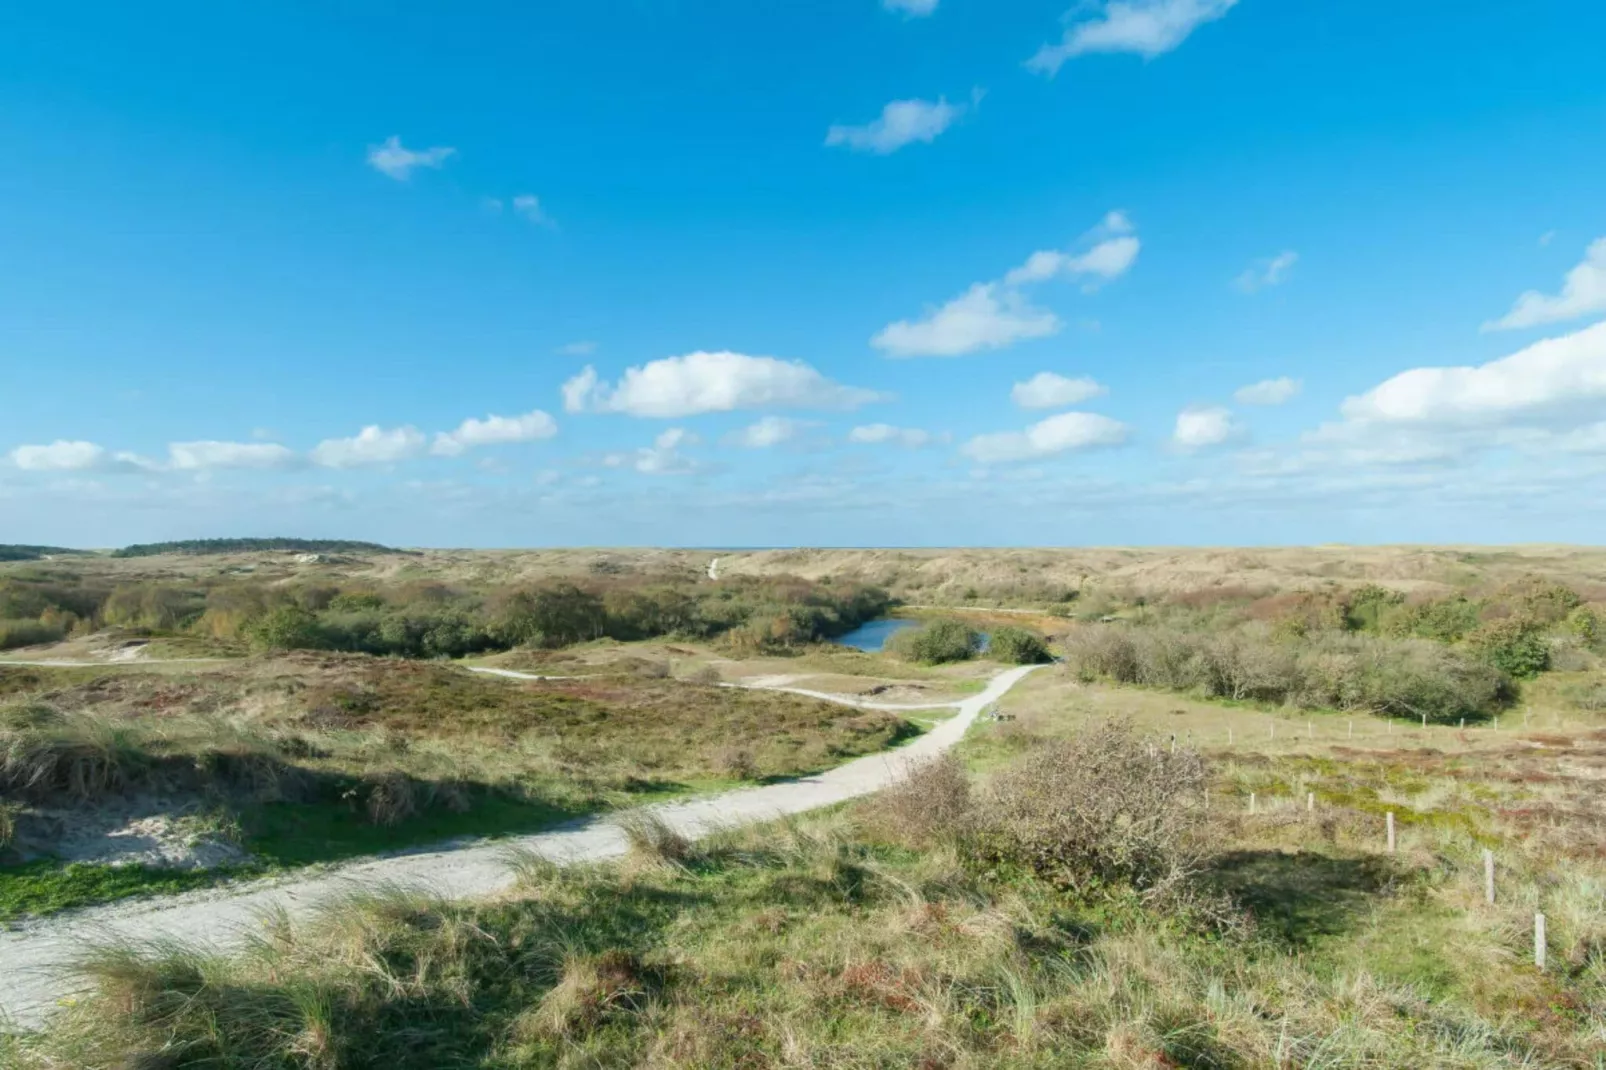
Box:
[4,0,1606,548]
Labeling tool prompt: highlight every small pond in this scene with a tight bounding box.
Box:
[835,617,920,652]
[835,617,992,654]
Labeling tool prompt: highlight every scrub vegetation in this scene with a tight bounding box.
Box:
[10,702,1605,1068]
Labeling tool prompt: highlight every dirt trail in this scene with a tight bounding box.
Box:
[0,664,1043,1031]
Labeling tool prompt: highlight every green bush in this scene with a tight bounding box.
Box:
[1468,619,1551,678]
[1061,622,1514,723]
[987,626,1052,664]
[887,619,981,664]
[248,606,325,651]
[0,619,67,651]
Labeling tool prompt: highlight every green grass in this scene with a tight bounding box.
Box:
[0,860,255,923]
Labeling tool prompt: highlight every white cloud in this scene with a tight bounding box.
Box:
[1483,237,1606,331]
[557,341,597,356]
[848,423,936,447]
[1012,372,1107,409]
[1172,406,1239,450]
[512,194,552,226]
[431,410,558,457]
[726,416,813,448]
[167,441,299,470]
[365,136,456,180]
[1234,377,1301,406]
[1234,250,1299,294]
[826,96,965,155]
[875,212,1139,358]
[1341,320,1606,427]
[873,283,1060,358]
[562,352,882,418]
[310,425,427,468]
[9,440,110,472]
[1539,230,1557,247]
[961,411,1131,463]
[1029,0,1239,74]
[883,0,938,15]
[607,428,701,475]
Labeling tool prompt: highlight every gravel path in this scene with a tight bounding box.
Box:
[0,663,1042,1030]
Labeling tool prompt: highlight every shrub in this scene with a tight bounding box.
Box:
[0,618,67,651]
[987,626,1052,664]
[974,718,1206,899]
[888,619,981,664]
[1565,605,1601,645]
[867,754,973,846]
[248,605,325,651]
[1062,622,1513,722]
[1468,619,1551,678]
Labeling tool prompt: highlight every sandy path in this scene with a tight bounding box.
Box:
[0,664,1041,1030]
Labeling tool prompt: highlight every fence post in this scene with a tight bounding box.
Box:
[1535,914,1547,972]
[1386,812,1396,853]
[1307,792,1314,812]
[1460,718,1465,730]
[1249,792,1257,815]
[1348,719,1353,739]
[1421,713,1428,729]
[1483,849,1495,905]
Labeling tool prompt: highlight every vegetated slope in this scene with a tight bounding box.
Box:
[15,711,1605,1067]
[0,653,915,866]
[111,538,400,558]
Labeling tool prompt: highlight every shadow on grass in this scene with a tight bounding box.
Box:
[1205,849,1397,947]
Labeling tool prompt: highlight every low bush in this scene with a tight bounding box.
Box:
[865,754,973,846]
[987,625,1052,664]
[1468,618,1551,678]
[1062,623,1514,722]
[0,619,66,651]
[886,618,981,664]
[973,718,1207,899]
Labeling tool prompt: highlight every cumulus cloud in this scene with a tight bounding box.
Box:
[1012,372,1107,409]
[1234,250,1299,294]
[431,410,558,457]
[848,423,937,447]
[873,283,1060,358]
[9,440,117,472]
[961,411,1131,463]
[1172,406,1239,450]
[562,352,882,418]
[1484,237,1606,331]
[725,416,813,448]
[874,212,1139,357]
[1028,0,1239,74]
[365,136,456,180]
[167,441,299,470]
[311,425,427,468]
[883,0,938,15]
[826,96,967,155]
[1340,320,1606,428]
[606,428,701,475]
[1234,377,1301,406]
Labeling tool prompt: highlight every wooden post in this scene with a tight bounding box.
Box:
[1249,792,1257,815]
[1535,914,1547,972]
[1460,718,1465,730]
[1386,812,1396,853]
[1348,719,1353,739]
[1171,736,1177,755]
[1421,713,1428,729]
[1306,792,1314,812]
[1483,849,1495,905]
[1269,722,1275,742]
[1494,715,1500,731]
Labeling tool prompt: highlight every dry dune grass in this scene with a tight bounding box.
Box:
[23,544,1606,608]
